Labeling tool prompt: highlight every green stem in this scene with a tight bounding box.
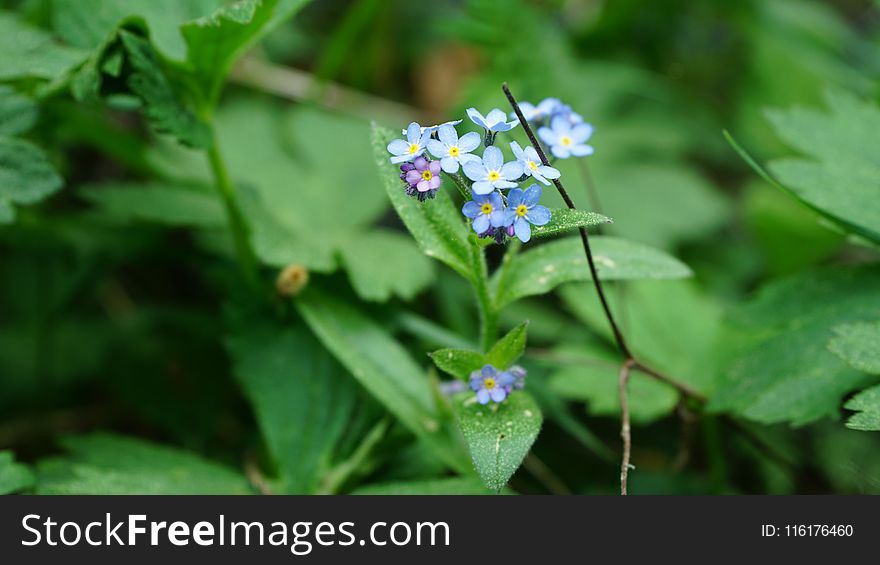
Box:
[446,171,472,201]
[206,138,260,289]
[471,242,497,352]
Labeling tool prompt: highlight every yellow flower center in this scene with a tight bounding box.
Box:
[421,170,433,181]
[480,203,493,215]
[484,377,497,390]
[516,204,528,217]
[560,136,572,146]
[449,146,460,157]
[528,160,539,171]
[408,143,420,154]
[487,171,501,181]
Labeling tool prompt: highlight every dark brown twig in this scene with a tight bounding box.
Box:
[619,359,635,495]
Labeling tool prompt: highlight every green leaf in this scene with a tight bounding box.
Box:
[296,287,467,471]
[530,208,611,238]
[429,323,528,380]
[0,13,87,81]
[352,477,495,495]
[494,236,692,308]
[80,182,225,227]
[456,391,542,492]
[36,433,253,494]
[0,87,38,136]
[828,321,880,374]
[371,123,472,278]
[0,451,34,495]
[0,137,64,223]
[763,90,880,244]
[119,30,212,148]
[338,229,435,302]
[843,385,880,431]
[709,266,880,426]
[226,313,362,493]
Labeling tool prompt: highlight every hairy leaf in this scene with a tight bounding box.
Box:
[494,236,692,308]
[843,385,880,431]
[456,391,542,492]
[0,137,64,223]
[530,208,611,238]
[430,323,528,380]
[0,87,38,136]
[36,433,252,494]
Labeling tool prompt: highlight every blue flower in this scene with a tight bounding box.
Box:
[504,185,551,243]
[462,146,523,195]
[462,192,506,235]
[512,97,561,123]
[467,107,519,133]
[469,365,516,405]
[426,124,481,174]
[537,116,594,159]
[387,122,430,164]
[510,141,560,186]
[402,119,463,136]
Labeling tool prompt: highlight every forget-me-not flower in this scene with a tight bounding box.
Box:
[387,122,430,164]
[402,119,463,136]
[470,365,516,405]
[467,107,518,145]
[537,116,594,159]
[402,156,441,200]
[462,192,506,235]
[510,141,560,186]
[512,97,561,123]
[426,124,481,174]
[504,185,551,243]
[463,146,523,195]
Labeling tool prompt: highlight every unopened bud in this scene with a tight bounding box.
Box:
[276,264,309,297]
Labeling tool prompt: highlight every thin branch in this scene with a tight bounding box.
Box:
[503,83,633,360]
[618,359,635,495]
[632,361,706,403]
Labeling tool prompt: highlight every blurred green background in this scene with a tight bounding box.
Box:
[1,0,879,495]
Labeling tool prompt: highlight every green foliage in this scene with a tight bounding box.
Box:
[843,385,880,432]
[0,13,87,81]
[0,86,38,136]
[0,137,63,223]
[456,391,542,492]
[36,434,253,494]
[80,182,226,227]
[828,322,880,375]
[0,451,34,494]
[494,236,692,308]
[430,323,528,380]
[530,209,610,238]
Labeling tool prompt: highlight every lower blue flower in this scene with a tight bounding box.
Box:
[462,192,506,235]
[503,185,551,243]
[469,365,516,404]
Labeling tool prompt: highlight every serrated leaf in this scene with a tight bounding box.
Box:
[0,13,87,81]
[226,312,362,493]
[36,433,253,494]
[762,90,880,244]
[430,323,527,380]
[530,208,611,238]
[338,229,435,302]
[0,137,63,223]
[843,385,880,431]
[709,266,880,426]
[80,182,225,227]
[456,391,542,492]
[0,87,38,136]
[296,288,466,471]
[352,477,494,495]
[371,123,472,278]
[0,451,34,495]
[494,236,692,308]
[119,31,212,148]
[828,321,880,375]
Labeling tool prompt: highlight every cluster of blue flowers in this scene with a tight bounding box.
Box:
[469,364,526,405]
[387,97,593,243]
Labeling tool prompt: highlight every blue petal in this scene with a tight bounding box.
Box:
[390,153,413,164]
[462,200,481,218]
[498,372,516,387]
[493,180,518,189]
[524,146,541,162]
[481,365,497,377]
[469,377,483,392]
[500,161,523,180]
[440,156,459,174]
[483,146,503,170]
[426,138,446,158]
[472,181,495,195]
[476,389,490,404]
[571,144,594,157]
[406,122,421,143]
[458,131,481,153]
[485,108,507,127]
[488,191,503,209]
[387,139,410,155]
[570,123,594,143]
[489,209,507,228]
[509,140,524,159]
[528,205,551,226]
[551,145,571,159]
[507,188,524,207]
[466,107,486,128]
[537,126,557,146]
[438,124,458,145]
[515,218,532,242]
[462,161,486,181]
[549,115,570,134]
[530,171,550,185]
[538,165,560,179]
[472,214,490,234]
[523,184,542,206]
[490,388,507,403]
